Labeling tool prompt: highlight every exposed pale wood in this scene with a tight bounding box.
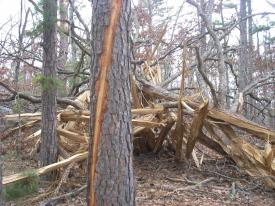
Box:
[57,128,88,143]
[3,152,88,185]
[2,112,42,121]
[132,119,163,128]
[186,101,209,159]
[1,120,40,140]
[23,129,41,142]
[131,75,142,108]
[154,118,175,153]
[140,80,275,139]
[132,106,165,115]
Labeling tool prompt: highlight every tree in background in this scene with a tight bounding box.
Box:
[40,0,58,178]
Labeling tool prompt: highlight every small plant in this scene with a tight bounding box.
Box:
[33,74,62,92]
[11,99,24,114]
[3,170,39,201]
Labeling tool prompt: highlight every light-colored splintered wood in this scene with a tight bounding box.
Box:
[1,120,40,140]
[154,118,175,153]
[2,112,42,121]
[131,75,142,108]
[23,129,41,142]
[132,119,164,128]
[132,106,164,115]
[186,100,208,159]
[3,152,88,185]
[57,128,88,143]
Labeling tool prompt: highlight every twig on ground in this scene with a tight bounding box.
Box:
[40,185,87,206]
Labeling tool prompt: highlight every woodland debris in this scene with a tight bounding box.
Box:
[2,74,275,189]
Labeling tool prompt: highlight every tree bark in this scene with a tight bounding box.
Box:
[0,141,3,205]
[58,0,69,94]
[87,0,135,206]
[239,0,248,91]
[40,0,58,179]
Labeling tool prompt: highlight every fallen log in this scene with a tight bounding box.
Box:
[139,79,275,140]
[3,152,88,185]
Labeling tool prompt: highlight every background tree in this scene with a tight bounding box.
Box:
[87,0,134,205]
[40,0,58,177]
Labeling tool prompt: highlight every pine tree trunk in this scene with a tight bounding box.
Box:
[87,0,135,205]
[0,141,3,205]
[40,0,58,179]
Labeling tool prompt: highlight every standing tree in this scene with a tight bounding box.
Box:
[58,0,69,94]
[239,0,248,94]
[40,0,58,177]
[0,141,2,205]
[87,0,134,205]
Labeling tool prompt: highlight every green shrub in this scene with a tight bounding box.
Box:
[4,170,39,201]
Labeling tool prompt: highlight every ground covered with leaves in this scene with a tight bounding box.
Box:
[2,131,275,206]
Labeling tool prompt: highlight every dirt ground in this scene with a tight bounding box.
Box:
[2,130,275,206]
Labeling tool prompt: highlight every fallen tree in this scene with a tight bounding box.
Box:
[2,66,275,188]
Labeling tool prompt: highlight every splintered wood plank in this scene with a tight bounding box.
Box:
[3,152,88,186]
[131,75,142,108]
[1,120,40,140]
[154,118,175,153]
[207,109,275,140]
[132,119,164,128]
[57,128,88,143]
[2,112,43,121]
[59,107,165,122]
[139,80,275,139]
[186,100,209,159]
[131,106,164,115]
[23,129,41,142]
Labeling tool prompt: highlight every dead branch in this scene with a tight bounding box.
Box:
[0,81,82,109]
[40,185,87,206]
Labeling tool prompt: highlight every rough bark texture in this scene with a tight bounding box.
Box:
[40,0,58,176]
[0,141,3,205]
[59,0,69,69]
[239,0,248,91]
[87,0,134,206]
[58,0,69,94]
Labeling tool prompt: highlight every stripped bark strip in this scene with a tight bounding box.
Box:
[186,100,209,159]
[88,1,122,205]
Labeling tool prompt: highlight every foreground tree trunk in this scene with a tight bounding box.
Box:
[87,0,135,205]
[0,142,3,205]
[40,0,58,178]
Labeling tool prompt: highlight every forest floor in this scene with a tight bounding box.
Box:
[2,129,275,206]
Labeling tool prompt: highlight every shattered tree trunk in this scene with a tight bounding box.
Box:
[87,0,135,206]
[40,0,58,178]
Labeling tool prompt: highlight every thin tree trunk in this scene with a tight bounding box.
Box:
[58,0,69,94]
[87,0,135,206]
[239,0,248,91]
[40,0,58,179]
[69,0,77,62]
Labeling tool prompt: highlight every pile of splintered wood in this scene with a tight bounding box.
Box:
[2,65,275,189]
